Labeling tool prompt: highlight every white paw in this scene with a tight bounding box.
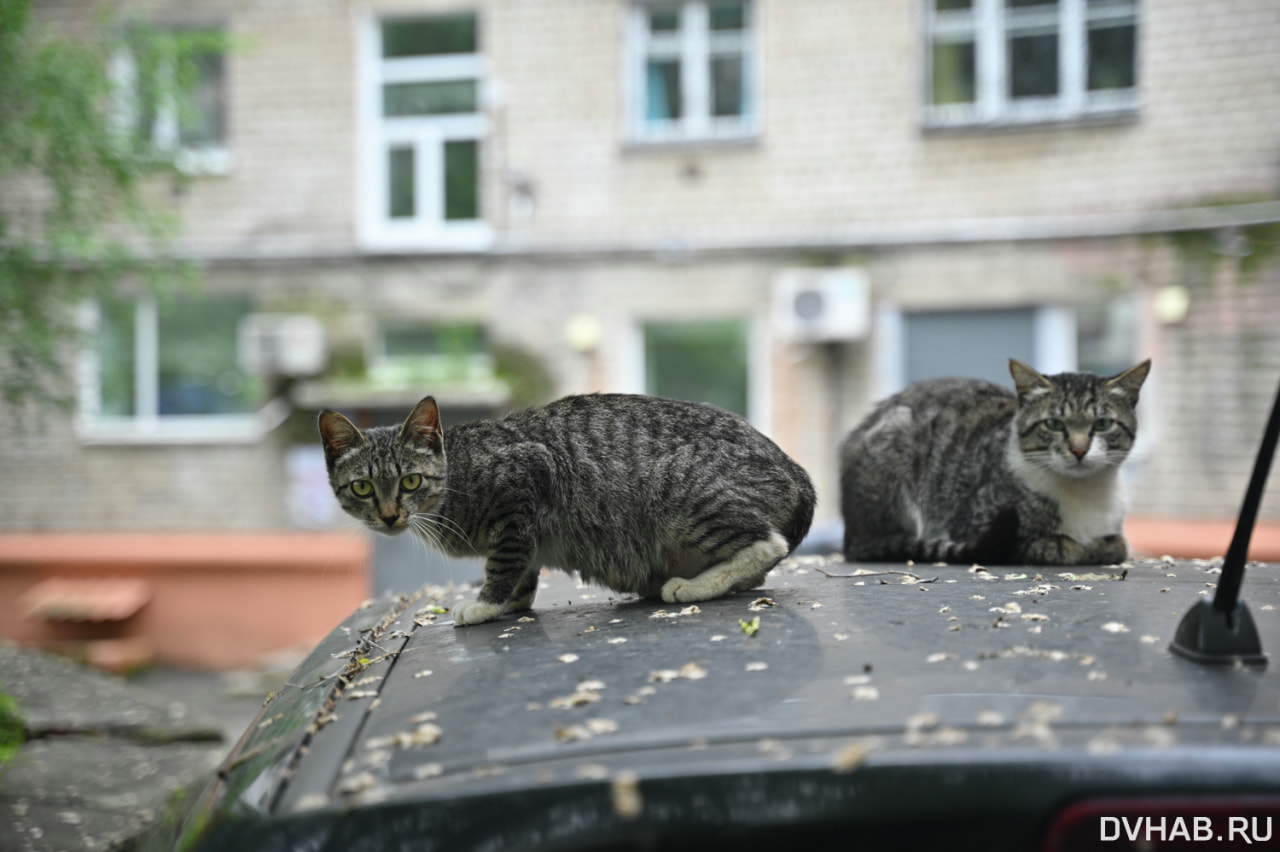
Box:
[661,577,703,604]
[453,600,505,627]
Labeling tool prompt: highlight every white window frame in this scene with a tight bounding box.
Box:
[623,1,760,146]
[76,297,286,445]
[923,0,1138,129]
[109,27,233,176]
[356,14,491,252]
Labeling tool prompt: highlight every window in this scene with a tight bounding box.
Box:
[643,320,751,417]
[924,0,1137,128]
[358,13,489,251]
[79,293,273,442]
[625,1,757,144]
[112,26,231,174]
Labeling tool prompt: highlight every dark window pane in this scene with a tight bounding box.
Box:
[649,9,680,33]
[644,320,749,419]
[444,139,479,221]
[1009,33,1059,97]
[710,2,746,31]
[711,54,744,117]
[935,0,971,9]
[382,15,476,58]
[157,296,256,416]
[931,40,976,104]
[98,297,136,417]
[1088,23,1135,90]
[178,47,225,146]
[645,59,682,121]
[383,80,478,117]
[1006,0,1057,7]
[389,147,415,219]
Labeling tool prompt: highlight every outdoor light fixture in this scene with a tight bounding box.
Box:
[1168,374,1278,666]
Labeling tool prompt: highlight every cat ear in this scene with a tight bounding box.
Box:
[317,409,365,469]
[1009,359,1053,397]
[1106,359,1152,398]
[399,396,444,452]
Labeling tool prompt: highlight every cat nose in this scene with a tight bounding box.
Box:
[380,515,399,528]
[1070,446,1089,460]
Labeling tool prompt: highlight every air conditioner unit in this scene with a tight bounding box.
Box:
[772,268,871,342]
[238,313,328,377]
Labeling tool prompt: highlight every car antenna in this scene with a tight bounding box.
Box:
[1169,375,1278,666]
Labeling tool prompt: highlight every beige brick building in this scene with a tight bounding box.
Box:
[7,0,1280,540]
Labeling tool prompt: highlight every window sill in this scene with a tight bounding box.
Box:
[76,397,290,446]
[356,222,494,254]
[923,97,1140,135]
[621,132,761,155]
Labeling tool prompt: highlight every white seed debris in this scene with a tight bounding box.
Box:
[1140,635,1160,644]
[413,670,434,679]
[607,637,628,644]
[745,661,769,672]
[366,723,443,750]
[850,685,880,702]
[1101,622,1130,634]
[926,653,956,663]
[413,763,443,780]
[557,653,580,664]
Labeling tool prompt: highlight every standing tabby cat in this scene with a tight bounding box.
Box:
[840,359,1151,566]
[319,394,815,625]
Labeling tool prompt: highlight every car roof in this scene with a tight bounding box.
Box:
[179,556,1280,851]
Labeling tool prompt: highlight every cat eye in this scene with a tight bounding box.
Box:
[1093,418,1115,432]
[401,473,423,492]
[1042,418,1065,432]
[350,480,374,498]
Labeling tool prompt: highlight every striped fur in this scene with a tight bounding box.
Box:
[839,359,1150,566]
[319,394,815,625]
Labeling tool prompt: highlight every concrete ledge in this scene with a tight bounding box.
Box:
[0,533,371,670]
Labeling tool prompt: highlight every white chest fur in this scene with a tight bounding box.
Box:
[1008,444,1128,544]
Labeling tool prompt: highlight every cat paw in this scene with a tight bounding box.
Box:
[661,577,709,603]
[453,600,505,627]
[504,592,535,614]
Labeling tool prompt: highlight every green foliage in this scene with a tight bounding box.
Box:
[0,0,227,413]
[0,682,23,768]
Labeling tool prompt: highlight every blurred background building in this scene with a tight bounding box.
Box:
[2,0,1279,668]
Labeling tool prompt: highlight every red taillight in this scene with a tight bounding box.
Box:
[1044,797,1280,851]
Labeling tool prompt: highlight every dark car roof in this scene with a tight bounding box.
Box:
[175,556,1280,851]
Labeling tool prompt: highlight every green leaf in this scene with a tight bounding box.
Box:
[739,617,760,637]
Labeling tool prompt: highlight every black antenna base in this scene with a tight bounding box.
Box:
[1169,599,1268,666]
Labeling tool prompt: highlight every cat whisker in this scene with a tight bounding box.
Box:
[420,511,476,551]
[409,516,446,554]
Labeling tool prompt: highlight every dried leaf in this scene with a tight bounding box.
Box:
[831,741,871,773]
[748,597,778,612]
[550,690,602,709]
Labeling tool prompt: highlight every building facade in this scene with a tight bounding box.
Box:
[8,0,1280,537]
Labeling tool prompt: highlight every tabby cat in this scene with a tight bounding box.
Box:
[319,394,815,626]
[840,359,1151,566]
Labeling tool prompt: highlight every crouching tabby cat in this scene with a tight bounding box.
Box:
[840,359,1151,566]
[319,394,815,625]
